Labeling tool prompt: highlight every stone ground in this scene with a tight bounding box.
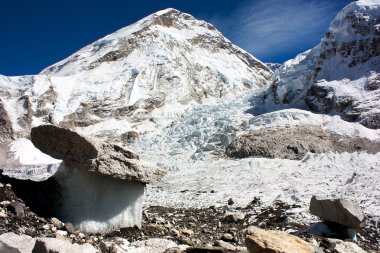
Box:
[0,173,379,252]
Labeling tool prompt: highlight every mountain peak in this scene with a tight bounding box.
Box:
[153,8,180,16]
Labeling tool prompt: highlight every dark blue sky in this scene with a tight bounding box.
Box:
[0,0,352,76]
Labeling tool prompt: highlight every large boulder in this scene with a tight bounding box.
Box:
[31,125,164,184]
[32,238,98,253]
[309,196,365,229]
[245,227,314,253]
[0,232,36,253]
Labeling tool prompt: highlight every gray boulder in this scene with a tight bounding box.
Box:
[0,232,36,253]
[310,196,365,229]
[32,238,98,253]
[31,125,164,184]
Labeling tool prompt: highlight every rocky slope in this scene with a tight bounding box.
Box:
[266,0,380,129]
[0,8,271,142]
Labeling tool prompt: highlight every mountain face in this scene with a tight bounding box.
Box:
[0,8,272,142]
[267,0,380,129]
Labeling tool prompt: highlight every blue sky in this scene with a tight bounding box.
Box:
[0,0,352,76]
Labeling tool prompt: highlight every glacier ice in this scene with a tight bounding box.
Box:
[54,164,145,234]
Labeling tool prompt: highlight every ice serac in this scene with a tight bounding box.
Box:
[267,0,380,129]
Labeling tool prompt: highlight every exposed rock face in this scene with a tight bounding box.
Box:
[266,1,380,129]
[245,227,314,253]
[225,126,380,160]
[0,99,14,142]
[309,196,365,229]
[31,125,164,184]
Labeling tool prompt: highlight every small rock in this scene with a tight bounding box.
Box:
[51,217,63,229]
[65,222,76,234]
[79,233,85,239]
[223,212,245,223]
[170,228,181,238]
[214,240,236,251]
[42,224,50,230]
[5,183,11,188]
[0,200,11,206]
[0,210,7,218]
[56,230,68,237]
[131,238,177,253]
[227,198,234,205]
[164,247,182,253]
[181,228,194,237]
[7,202,24,217]
[221,233,234,241]
[154,216,166,224]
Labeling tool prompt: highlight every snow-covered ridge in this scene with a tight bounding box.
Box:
[266,0,380,129]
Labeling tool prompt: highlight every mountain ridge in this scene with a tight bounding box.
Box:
[265,0,380,129]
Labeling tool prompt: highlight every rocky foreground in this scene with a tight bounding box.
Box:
[0,173,379,253]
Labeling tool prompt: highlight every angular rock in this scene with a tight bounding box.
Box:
[222,212,245,223]
[130,238,178,253]
[309,196,365,229]
[0,232,36,253]
[51,217,63,229]
[214,240,237,251]
[245,227,314,253]
[181,228,194,237]
[64,222,76,234]
[32,238,98,253]
[31,125,165,184]
[328,239,366,253]
[7,202,25,218]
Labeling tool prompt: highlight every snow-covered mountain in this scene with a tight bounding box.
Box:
[0,8,271,142]
[1,1,380,230]
[266,0,380,129]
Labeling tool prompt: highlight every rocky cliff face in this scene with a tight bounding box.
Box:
[267,0,380,129]
[0,8,272,141]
